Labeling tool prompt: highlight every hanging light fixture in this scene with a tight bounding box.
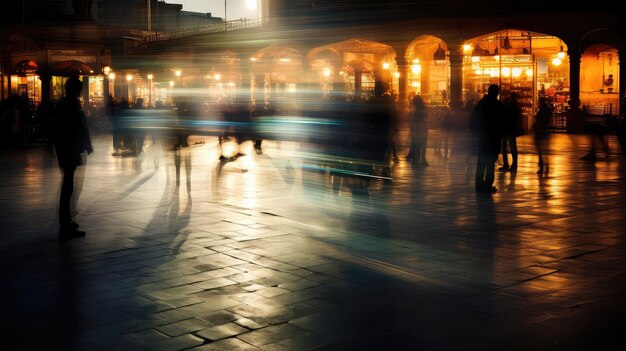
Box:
[502,35,512,50]
[433,44,446,63]
[557,43,566,59]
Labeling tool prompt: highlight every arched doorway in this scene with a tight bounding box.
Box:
[307,38,397,101]
[404,35,449,106]
[580,44,620,116]
[251,45,303,108]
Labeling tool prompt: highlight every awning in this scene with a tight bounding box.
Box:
[51,60,95,76]
[14,60,38,75]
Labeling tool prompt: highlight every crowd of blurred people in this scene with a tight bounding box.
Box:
[2,83,626,199]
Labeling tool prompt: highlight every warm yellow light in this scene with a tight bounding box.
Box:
[108,73,115,80]
[471,56,480,62]
[501,67,511,77]
[463,44,472,52]
[126,74,133,81]
[147,74,153,80]
[175,70,182,77]
[339,71,345,75]
[103,66,111,75]
[169,81,174,87]
[525,68,533,77]
[214,74,221,81]
[493,55,500,61]
[512,67,522,77]
[411,82,419,87]
[250,57,257,61]
[382,62,390,69]
[552,58,562,66]
[246,0,256,10]
[411,64,421,74]
[412,58,420,63]
[394,72,400,78]
[557,51,566,59]
[475,69,482,75]
[228,82,235,87]
[323,68,331,77]
[279,58,291,62]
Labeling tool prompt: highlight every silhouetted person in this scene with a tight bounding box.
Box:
[52,76,93,241]
[469,84,504,193]
[406,95,429,167]
[131,97,146,154]
[534,97,552,174]
[499,92,523,172]
[580,106,611,162]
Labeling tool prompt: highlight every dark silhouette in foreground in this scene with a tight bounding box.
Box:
[52,76,93,242]
[469,84,504,193]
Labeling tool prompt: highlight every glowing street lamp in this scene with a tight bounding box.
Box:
[147,74,154,107]
[126,74,133,101]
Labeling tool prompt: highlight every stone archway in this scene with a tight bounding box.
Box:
[307,38,396,100]
[403,35,450,106]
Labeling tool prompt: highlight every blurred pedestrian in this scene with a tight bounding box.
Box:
[499,92,523,172]
[52,76,93,241]
[469,84,504,193]
[534,97,552,174]
[406,95,429,167]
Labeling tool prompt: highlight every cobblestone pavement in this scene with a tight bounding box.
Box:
[1,130,625,350]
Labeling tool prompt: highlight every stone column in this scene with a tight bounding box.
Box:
[568,48,581,107]
[448,45,464,112]
[619,50,625,115]
[396,56,410,102]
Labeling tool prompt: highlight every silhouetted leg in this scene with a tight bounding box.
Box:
[59,166,76,225]
[509,136,518,170]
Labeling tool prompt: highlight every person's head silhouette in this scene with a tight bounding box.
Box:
[487,84,499,98]
[65,75,83,99]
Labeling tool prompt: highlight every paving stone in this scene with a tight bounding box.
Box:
[195,322,249,341]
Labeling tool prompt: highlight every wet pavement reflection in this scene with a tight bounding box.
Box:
[1,130,626,350]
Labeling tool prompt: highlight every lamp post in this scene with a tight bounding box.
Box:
[103,66,111,104]
[126,74,133,102]
[147,74,153,107]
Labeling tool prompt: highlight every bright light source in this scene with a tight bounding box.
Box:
[250,57,257,61]
[382,62,390,69]
[279,58,291,62]
[109,73,115,80]
[557,51,566,59]
[412,58,420,63]
[126,74,133,81]
[394,72,400,78]
[501,67,511,77]
[147,74,153,80]
[246,0,257,10]
[475,69,482,75]
[175,70,181,77]
[512,67,522,77]
[169,81,174,87]
[471,56,480,62]
[552,58,562,66]
[323,68,331,77]
[525,68,533,77]
[493,55,500,61]
[411,64,421,74]
[103,66,111,75]
[214,74,221,81]
[463,44,472,52]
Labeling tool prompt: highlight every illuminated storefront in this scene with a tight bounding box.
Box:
[463,30,569,129]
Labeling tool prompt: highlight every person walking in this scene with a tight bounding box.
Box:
[406,95,429,167]
[469,84,504,193]
[533,97,552,174]
[499,92,522,172]
[52,75,93,242]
